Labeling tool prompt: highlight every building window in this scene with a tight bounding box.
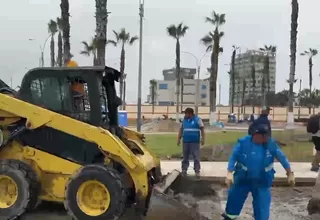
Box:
[158,83,168,90]
[201,94,207,99]
[201,85,207,90]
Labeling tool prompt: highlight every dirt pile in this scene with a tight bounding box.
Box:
[169,176,223,220]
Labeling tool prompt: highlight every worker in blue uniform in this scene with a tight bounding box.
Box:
[249,106,272,136]
[223,124,295,220]
[177,107,205,178]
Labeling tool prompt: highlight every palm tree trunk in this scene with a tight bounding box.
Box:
[287,0,298,127]
[231,50,236,113]
[50,36,55,67]
[180,77,184,112]
[95,0,108,66]
[57,32,63,67]
[119,46,125,110]
[175,39,181,121]
[60,0,71,65]
[151,86,156,114]
[123,79,126,110]
[309,58,313,115]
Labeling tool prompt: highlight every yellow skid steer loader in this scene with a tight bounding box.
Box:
[0,66,187,220]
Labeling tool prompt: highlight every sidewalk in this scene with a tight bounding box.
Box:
[160,161,318,185]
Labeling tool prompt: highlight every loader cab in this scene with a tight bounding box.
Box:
[18,66,121,128]
[15,66,122,165]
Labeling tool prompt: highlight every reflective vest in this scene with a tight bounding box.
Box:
[182,116,200,143]
[234,136,276,187]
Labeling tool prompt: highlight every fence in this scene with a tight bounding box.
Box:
[125,105,319,121]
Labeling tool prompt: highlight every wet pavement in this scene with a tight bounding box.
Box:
[21,186,317,220]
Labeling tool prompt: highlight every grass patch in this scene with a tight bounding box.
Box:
[145,130,314,162]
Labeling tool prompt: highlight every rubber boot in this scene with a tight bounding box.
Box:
[311,151,320,172]
[221,213,234,220]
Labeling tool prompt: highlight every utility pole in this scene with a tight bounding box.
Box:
[137,0,144,132]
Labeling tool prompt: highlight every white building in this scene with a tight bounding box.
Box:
[147,68,210,106]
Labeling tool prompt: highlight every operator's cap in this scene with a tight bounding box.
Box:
[252,124,269,135]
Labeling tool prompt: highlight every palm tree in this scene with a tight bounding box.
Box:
[259,45,277,106]
[95,0,108,66]
[301,48,318,115]
[80,38,98,65]
[250,56,256,113]
[56,17,63,67]
[288,0,299,126]
[166,23,189,118]
[230,45,239,113]
[48,20,58,67]
[60,0,71,65]
[108,28,138,109]
[150,79,157,114]
[201,10,225,123]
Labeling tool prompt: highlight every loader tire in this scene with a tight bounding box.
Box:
[0,159,40,219]
[64,164,126,220]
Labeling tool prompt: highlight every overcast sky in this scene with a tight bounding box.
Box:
[1,0,320,104]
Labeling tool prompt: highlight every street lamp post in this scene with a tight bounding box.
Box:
[137,0,144,132]
[181,51,209,115]
[29,34,51,67]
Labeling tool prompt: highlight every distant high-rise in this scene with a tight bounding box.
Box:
[229,50,276,106]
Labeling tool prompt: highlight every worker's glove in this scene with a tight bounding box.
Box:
[287,172,295,186]
[225,171,234,188]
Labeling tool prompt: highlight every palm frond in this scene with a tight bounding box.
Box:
[107,40,117,46]
[80,51,90,56]
[201,34,213,46]
[206,45,213,52]
[129,36,138,45]
[166,25,177,38]
[112,30,120,41]
[205,17,215,24]
[81,41,90,50]
[48,19,58,34]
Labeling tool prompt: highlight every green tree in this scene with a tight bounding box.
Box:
[48,20,58,67]
[149,79,157,114]
[166,23,189,117]
[259,45,277,106]
[108,28,138,109]
[201,10,225,123]
[300,48,318,114]
[80,38,98,65]
[95,0,108,66]
[56,17,63,67]
[60,0,71,65]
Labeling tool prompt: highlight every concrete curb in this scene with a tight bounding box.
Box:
[181,176,316,187]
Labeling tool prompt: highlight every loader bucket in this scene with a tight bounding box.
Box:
[145,169,196,220]
[143,169,224,220]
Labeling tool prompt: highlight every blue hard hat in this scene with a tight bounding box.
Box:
[252,124,269,135]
